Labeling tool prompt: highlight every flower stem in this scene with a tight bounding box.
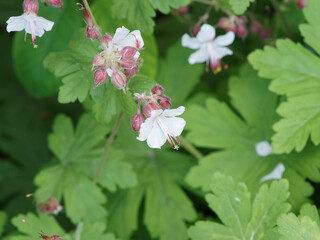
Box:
[82,0,98,26]
[180,136,203,160]
[93,112,124,184]
[270,0,293,40]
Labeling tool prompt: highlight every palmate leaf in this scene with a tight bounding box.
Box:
[189,174,290,240]
[217,0,255,15]
[248,0,320,154]
[185,65,320,210]
[111,0,190,33]
[34,114,137,223]
[278,204,320,240]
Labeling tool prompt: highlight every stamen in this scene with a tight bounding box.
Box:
[156,116,181,149]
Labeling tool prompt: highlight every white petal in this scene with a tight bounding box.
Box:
[214,31,235,46]
[146,121,167,149]
[112,26,130,45]
[136,117,153,141]
[164,117,186,136]
[6,16,27,32]
[150,109,163,118]
[188,45,208,64]
[130,30,144,49]
[197,24,215,43]
[181,34,201,49]
[163,106,185,117]
[34,16,54,36]
[106,68,113,76]
[255,141,273,157]
[213,45,233,59]
[260,163,285,183]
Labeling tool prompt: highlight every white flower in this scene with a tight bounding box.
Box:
[181,24,235,73]
[260,163,285,183]
[6,12,54,47]
[111,26,144,51]
[137,106,186,149]
[255,141,273,157]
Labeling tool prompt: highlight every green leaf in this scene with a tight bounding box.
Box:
[157,42,204,107]
[248,0,320,154]
[80,222,118,240]
[0,211,7,235]
[44,29,99,103]
[185,65,318,210]
[189,174,290,240]
[229,0,255,15]
[11,213,65,240]
[12,0,83,97]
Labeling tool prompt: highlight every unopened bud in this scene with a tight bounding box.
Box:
[296,0,307,9]
[121,46,138,59]
[131,113,145,132]
[151,85,164,96]
[86,25,101,40]
[120,58,135,69]
[125,58,140,77]
[250,19,261,35]
[92,53,105,68]
[190,26,200,37]
[23,0,39,13]
[50,235,63,240]
[110,69,128,92]
[94,68,107,87]
[226,24,237,33]
[237,25,248,38]
[37,198,63,215]
[46,0,63,8]
[217,17,229,28]
[143,103,161,117]
[178,6,189,15]
[101,33,113,45]
[158,96,171,109]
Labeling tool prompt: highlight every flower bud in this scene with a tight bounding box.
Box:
[101,33,113,45]
[158,96,171,109]
[143,103,161,117]
[110,69,128,91]
[178,6,189,15]
[151,85,164,96]
[226,24,237,33]
[121,46,138,59]
[217,17,229,28]
[92,53,105,68]
[190,26,200,37]
[125,58,140,77]
[237,25,248,38]
[23,0,39,14]
[297,0,307,9]
[131,113,145,132]
[37,197,63,215]
[237,16,247,25]
[50,235,63,240]
[120,58,135,69]
[46,0,63,8]
[250,19,261,34]
[86,25,101,40]
[94,68,107,87]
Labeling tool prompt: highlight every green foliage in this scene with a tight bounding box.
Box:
[217,0,255,15]
[188,174,290,240]
[34,114,137,223]
[0,211,7,235]
[111,0,190,33]
[248,0,320,154]
[185,65,319,209]
[12,0,83,97]
[278,204,320,240]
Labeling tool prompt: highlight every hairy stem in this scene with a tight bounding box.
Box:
[82,0,98,26]
[93,112,124,184]
[180,136,203,159]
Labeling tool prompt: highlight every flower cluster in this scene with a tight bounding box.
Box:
[182,24,235,73]
[217,15,248,39]
[6,0,61,48]
[91,26,144,93]
[132,85,186,149]
[37,197,63,215]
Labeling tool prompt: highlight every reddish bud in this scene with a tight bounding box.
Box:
[178,6,189,15]
[110,69,128,91]
[101,33,113,45]
[23,0,39,13]
[190,26,200,36]
[121,46,138,59]
[37,198,63,215]
[46,0,63,8]
[250,19,261,34]
[94,68,107,87]
[92,53,105,68]
[131,113,145,132]
[120,58,135,69]
[143,103,161,117]
[151,85,164,96]
[86,25,101,40]
[226,24,237,33]
[297,0,307,9]
[237,25,248,38]
[50,235,63,240]
[125,58,140,77]
[158,96,171,109]
[217,17,229,28]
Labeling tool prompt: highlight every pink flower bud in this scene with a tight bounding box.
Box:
[190,26,200,36]
[46,0,63,8]
[101,33,113,45]
[50,235,63,240]
[23,0,39,14]
[131,113,145,132]
[120,58,135,69]
[94,68,107,87]
[296,0,307,9]
[237,25,248,38]
[217,17,229,28]
[92,53,105,68]
[250,19,261,34]
[37,198,63,215]
[121,46,138,59]
[143,103,161,117]
[110,69,128,91]
[226,24,237,33]
[178,6,189,15]
[86,25,101,40]
[151,85,164,96]
[158,96,171,109]
[125,58,140,77]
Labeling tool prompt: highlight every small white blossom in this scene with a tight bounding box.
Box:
[260,163,285,183]
[181,24,235,73]
[255,141,272,157]
[137,106,186,149]
[6,12,54,47]
[110,26,144,51]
